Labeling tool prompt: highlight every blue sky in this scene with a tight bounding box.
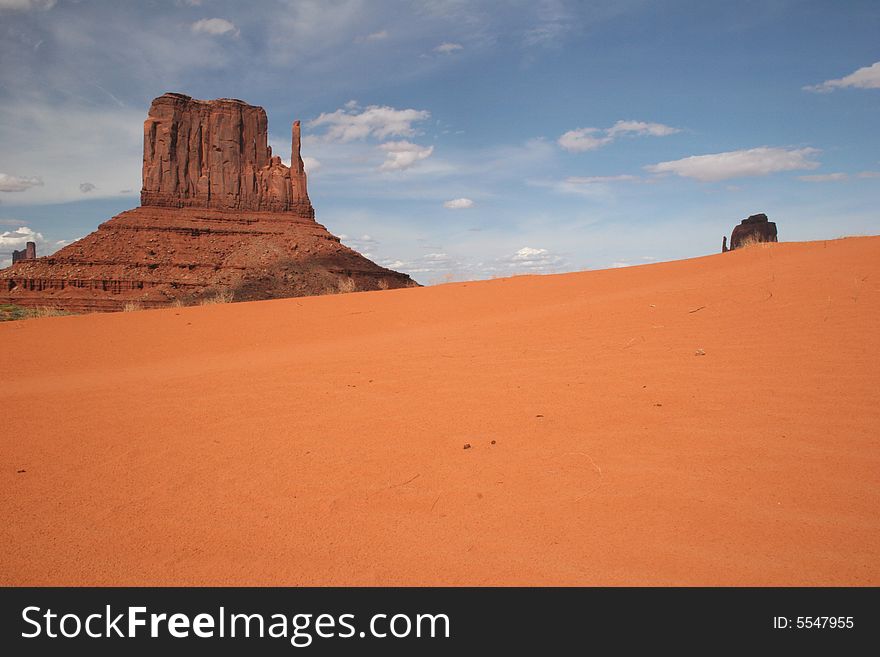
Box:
[1,0,877,280]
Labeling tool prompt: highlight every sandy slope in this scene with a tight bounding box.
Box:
[2,237,878,586]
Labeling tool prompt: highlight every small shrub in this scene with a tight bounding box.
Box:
[2,304,74,320]
[198,290,234,305]
[0,304,28,321]
[27,306,72,318]
[122,301,142,312]
[737,234,774,249]
[336,277,356,294]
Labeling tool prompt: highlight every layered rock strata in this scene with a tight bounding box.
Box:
[140,93,312,215]
[0,94,417,312]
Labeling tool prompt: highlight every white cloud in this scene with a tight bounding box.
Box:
[301,156,321,173]
[369,238,571,284]
[0,173,43,192]
[79,181,96,193]
[858,170,880,179]
[565,174,639,184]
[308,104,431,142]
[0,225,42,249]
[191,18,239,37]
[340,233,380,254]
[645,146,820,182]
[0,224,61,266]
[558,120,679,152]
[606,120,680,137]
[378,140,434,171]
[500,246,564,272]
[804,61,880,93]
[443,197,474,209]
[557,128,613,152]
[364,30,388,41]
[513,246,547,259]
[798,173,847,182]
[423,251,450,261]
[0,0,55,11]
[434,42,463,54]
[337,227,383,261]
[378,251,457,276]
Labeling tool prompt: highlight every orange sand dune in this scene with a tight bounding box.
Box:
[2,237,878,586]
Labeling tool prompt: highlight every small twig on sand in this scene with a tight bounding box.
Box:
[688,305,706,313]
[431,494,441,512]
[371,473,421,497]
[390,473,420,488]
[566,452,602,474]
[564,452,604,502]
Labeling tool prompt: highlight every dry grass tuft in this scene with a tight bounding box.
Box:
[27,306,73,318]
[336,277,357,294]
[1,304,74,321]
[737,234,774,249]
[198,290,235,305]
[122,301,142,312]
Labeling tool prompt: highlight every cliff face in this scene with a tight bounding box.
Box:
[2,207,415,312]
[0,93,417,312]
[12,241,36,264]
[141,93,312,215]
[729,213,778,250]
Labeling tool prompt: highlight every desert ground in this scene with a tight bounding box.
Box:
[1,236,878,586]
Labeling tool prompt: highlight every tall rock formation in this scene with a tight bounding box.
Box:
[728,213,778,251]
[12,242,36,264]
[0,94,417,312]
[140,94,312,215]
[721,212,776,253]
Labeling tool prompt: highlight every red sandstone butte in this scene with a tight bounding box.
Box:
[141,93,311,214]
[0,93,417,312]
[729,213,778,250]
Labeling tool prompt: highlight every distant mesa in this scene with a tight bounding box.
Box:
[12,241,36,264]
[0,93,417,312]
[723,213,778,252]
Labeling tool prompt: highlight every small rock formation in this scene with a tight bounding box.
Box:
[721,236,728,253]
[12,241,36,264]
[728,213,778,250]
[0,93,417,312]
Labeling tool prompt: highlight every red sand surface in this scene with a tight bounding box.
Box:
[2,237,878,585]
